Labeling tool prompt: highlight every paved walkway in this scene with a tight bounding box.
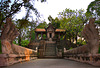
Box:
[2,59,100,68]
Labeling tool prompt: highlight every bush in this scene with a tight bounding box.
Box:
[13,40,29,47]
[77,39,86,45]
[31,31,35,41]
[0,40,2,54]
[43,34,46,39]
[21,40,29,47]
[13,41,18,45]
[69,47,73,50]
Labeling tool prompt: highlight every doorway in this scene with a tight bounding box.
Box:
[49,33,52,38]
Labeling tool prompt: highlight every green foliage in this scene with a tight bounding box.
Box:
[31,31,35,41]
[69,47,73,50]
[14,19,34,46]
[16,19,30,29]
[77,39,86,45]
[13,41,19,45]
[0,40,2,54]
[95,19,100,26]
[37,21,47,28]
[13,40,29,47]
[13,41,16,44]
[58,8,86,44]
[48,16,60,28]
[0,0,46,28]
[81,41,86,45]
[86,0,100,26]
[87,0,100,17]
[21,40,29,47]
[60,36,64,40]
[38,34,41,40]
[43,34,46,39]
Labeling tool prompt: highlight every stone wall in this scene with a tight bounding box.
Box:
[28,40,39,50]
[64,18,100,66]
[0,18,37,66]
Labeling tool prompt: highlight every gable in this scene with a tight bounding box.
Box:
[47,24,55,32]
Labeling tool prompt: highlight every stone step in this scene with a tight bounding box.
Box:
[45,52,55,54]
[45,52,56,56]
[46,49,55,51]
[45,48,55,50]
[45,51,55,52]
[46,44,56,46]
[45,49,55,52]
[45,49,55,51]
[45,51,55,53]
[45,41,56,56]
[46,46,55,47]
[46,41,56,43]
[44,56,57,58]
[46,47,55,49]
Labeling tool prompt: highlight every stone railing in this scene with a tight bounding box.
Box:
[0,44,37,66]
[64,18,100,66]
[64,53,100,66]
[0,18,37,66]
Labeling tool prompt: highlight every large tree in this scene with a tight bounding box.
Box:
[58,8,86,44]
[87,0,100,17]
[36,21,47,28]
[0,0,46,29]
[14,18,30,46]
[48,15,60,28]
[87,0,100,25]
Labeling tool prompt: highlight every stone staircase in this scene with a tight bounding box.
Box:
[45,41,56,57]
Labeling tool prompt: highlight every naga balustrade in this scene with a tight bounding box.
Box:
[0,18,37,66]
[64,18,100,66]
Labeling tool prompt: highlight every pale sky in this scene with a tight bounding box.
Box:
[14,0,94,23]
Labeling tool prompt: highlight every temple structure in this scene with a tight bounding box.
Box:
[35,23,65,41]
[34,24,66,58]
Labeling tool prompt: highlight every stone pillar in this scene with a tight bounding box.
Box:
[37,33,38,40]
[58,33,60,39]
[52,32,55,38]
[47,33,49,39]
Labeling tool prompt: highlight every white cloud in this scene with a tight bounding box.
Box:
[34,0,94,23]
[14,0,94,23]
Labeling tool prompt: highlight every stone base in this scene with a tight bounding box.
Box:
[0,54,37,66]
